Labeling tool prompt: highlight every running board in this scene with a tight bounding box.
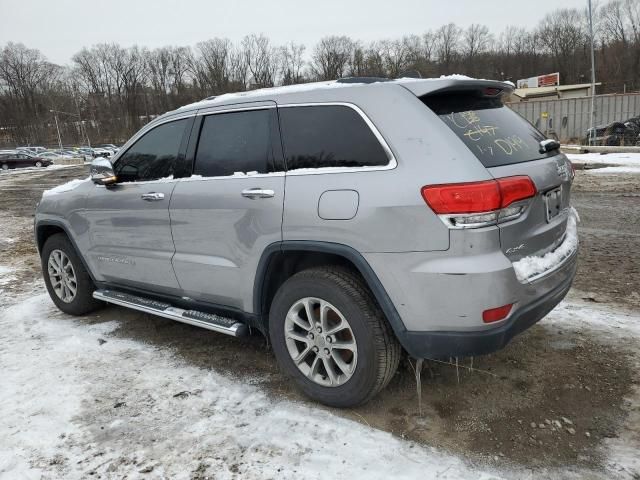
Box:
[93,289,248,337]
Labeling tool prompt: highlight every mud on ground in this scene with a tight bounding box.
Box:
[0,166,638,474]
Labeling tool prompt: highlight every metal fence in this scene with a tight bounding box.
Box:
[506,93,640,143]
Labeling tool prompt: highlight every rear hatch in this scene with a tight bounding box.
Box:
[421,87,573,262]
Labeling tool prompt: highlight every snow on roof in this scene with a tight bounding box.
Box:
[176,74,496,112]
[177,80,357,111]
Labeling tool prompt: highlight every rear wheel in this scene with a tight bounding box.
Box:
[1,164,8,170]
[41,233,103,315]
[269,267,401,407]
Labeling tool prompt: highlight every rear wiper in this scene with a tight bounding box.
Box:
[539,139,561,154]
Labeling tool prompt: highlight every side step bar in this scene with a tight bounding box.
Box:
[93,289,249,337]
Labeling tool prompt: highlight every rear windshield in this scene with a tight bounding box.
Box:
[422,92,553,167]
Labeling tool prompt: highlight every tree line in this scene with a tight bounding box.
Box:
[2,0,640,147]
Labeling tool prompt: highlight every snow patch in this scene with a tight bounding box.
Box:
[0,164,78,177]
[0,265,17,291]
[512,209,579,282]
[0,292,509,479]
[566,152,640,167]
[586,166,640,175]
[545,299,640,340]
[1,290,639,478]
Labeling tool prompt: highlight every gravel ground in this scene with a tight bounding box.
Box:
[0,164,639,479]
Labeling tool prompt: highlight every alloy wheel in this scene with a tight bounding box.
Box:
[47,249,78,303]
[284,297,358,387]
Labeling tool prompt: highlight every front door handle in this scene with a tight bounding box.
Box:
[141,192,165,201]
[241,188,275,199]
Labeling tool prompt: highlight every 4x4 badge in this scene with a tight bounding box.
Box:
[506,244,526,254]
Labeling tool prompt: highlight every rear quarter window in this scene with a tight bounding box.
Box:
[422,92,554,167]
[278,105,389,170]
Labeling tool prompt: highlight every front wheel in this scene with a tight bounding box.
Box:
[41,233,103,315]
[269,267,401,407]
[35,161,43,167]
[1,164,8,170]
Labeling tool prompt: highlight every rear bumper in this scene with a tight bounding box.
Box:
[363,231,578,358]
[397,253,576,358]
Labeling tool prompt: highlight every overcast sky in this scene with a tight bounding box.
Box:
[1,0,589,65]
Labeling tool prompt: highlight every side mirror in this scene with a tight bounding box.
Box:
[90,157,117,185]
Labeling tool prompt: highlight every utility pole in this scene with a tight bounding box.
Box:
[50,110,63,151]
[72,87,91,147]
[588,0,597,146]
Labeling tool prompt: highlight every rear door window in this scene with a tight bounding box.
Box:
[278,105,390,170]
[194,109,277,177]
[422,92,553,167]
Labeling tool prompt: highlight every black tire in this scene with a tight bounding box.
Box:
[41,233,103,315]
[35,161,43,167]
[269,267,401,407]
[1,164,8,170]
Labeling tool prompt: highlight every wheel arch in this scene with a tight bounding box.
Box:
[254,241,407,341]
[36,220,97,282]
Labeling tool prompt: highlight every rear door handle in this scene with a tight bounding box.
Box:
[141,192,165,201]
[241,188,275,199]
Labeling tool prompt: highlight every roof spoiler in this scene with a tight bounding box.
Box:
[400,78,515,99]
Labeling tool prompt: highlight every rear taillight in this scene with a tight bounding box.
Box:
[421,180,500,214]
[421,176,536,229]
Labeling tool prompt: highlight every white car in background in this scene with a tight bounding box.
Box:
[17,146,47,155]
[39,151,69,161]
[92,148,112,158]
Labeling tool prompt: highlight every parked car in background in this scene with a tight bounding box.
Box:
[17,146,47,155]
[39,151,67,161]
[74,147,96,161]
[92,148,112,158]
[585,117,640,146]
[98,143,120,151]
[59,149,84,158]
[0,152,52,170]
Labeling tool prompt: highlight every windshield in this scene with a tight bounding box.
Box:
[422,92,554,167]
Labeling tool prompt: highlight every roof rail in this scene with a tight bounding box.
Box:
[336,77,390,84]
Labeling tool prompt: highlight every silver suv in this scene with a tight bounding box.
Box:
[35,77,578,407]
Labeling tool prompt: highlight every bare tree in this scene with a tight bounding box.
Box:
[280,42,306,85]
[434,23,462,72]
[242,34,280,88]
[5,0,640,148]
[379,38,410,78]
[463,24,492,76]
[311,36,356,80]
[537,8,588,83]
[0,43,62,143]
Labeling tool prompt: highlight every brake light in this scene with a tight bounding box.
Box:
[496,176,537,208]
[421,176,536,229]
[421,180,500,214]
[483,87,502,96]
[482,303,513,323]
